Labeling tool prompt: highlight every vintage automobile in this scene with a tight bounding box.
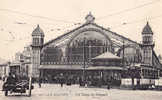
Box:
[2,77,34,96]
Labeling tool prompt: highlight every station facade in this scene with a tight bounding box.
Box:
[30,13,162,86]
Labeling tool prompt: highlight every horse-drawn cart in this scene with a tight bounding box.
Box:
[2,77,34,96]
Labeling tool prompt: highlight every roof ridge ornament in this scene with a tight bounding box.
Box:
[32,24,44,36]
[142,21,153,34]
[85,12,95,23]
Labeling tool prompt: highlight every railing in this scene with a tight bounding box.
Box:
[40,61,92,65]
[140,41,155,45]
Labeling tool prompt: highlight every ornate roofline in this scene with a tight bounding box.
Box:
[43,22,140,48]
[92,23,140,45]
[43,23,90,47]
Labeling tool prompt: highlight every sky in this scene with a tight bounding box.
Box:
[0,0,162,61]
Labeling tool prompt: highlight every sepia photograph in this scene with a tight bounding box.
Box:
[0,0,162,100]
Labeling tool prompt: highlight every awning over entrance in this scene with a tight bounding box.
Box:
[92,52,121,60]
[39,65,125,71]
[39,65,84,70]
[86,66,124,70]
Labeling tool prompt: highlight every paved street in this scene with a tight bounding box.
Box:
[0,81,162,100]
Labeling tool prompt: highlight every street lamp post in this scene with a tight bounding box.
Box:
[122,40,125,67]
[83,37,86,85]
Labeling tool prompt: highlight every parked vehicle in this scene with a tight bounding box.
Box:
[2,76,34,96]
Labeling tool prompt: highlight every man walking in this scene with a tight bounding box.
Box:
[38,77,42,88]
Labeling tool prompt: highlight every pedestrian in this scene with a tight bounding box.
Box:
[79,77,82,86]
[60,73,64,87]
[107,81,110,89]
[38,77,42,88]
[107,78,111,89]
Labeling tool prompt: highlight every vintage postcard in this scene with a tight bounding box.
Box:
[0,0,162,100]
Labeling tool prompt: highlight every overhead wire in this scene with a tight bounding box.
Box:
[109,14,162,29]
[0,0,161,44]
[0,8,77,23]
[1,14,162,45]
[0,20,82,44]
[96,0,160,20]
[0,10,82,45]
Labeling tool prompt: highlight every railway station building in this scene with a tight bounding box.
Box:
[30,13,162,87]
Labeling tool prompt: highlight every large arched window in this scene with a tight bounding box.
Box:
[41,46,63,63]
[67,31,113,63]
[117,46,142,65]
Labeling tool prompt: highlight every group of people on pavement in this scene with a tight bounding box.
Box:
[38,73,65,88]
[36,73,113,89]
